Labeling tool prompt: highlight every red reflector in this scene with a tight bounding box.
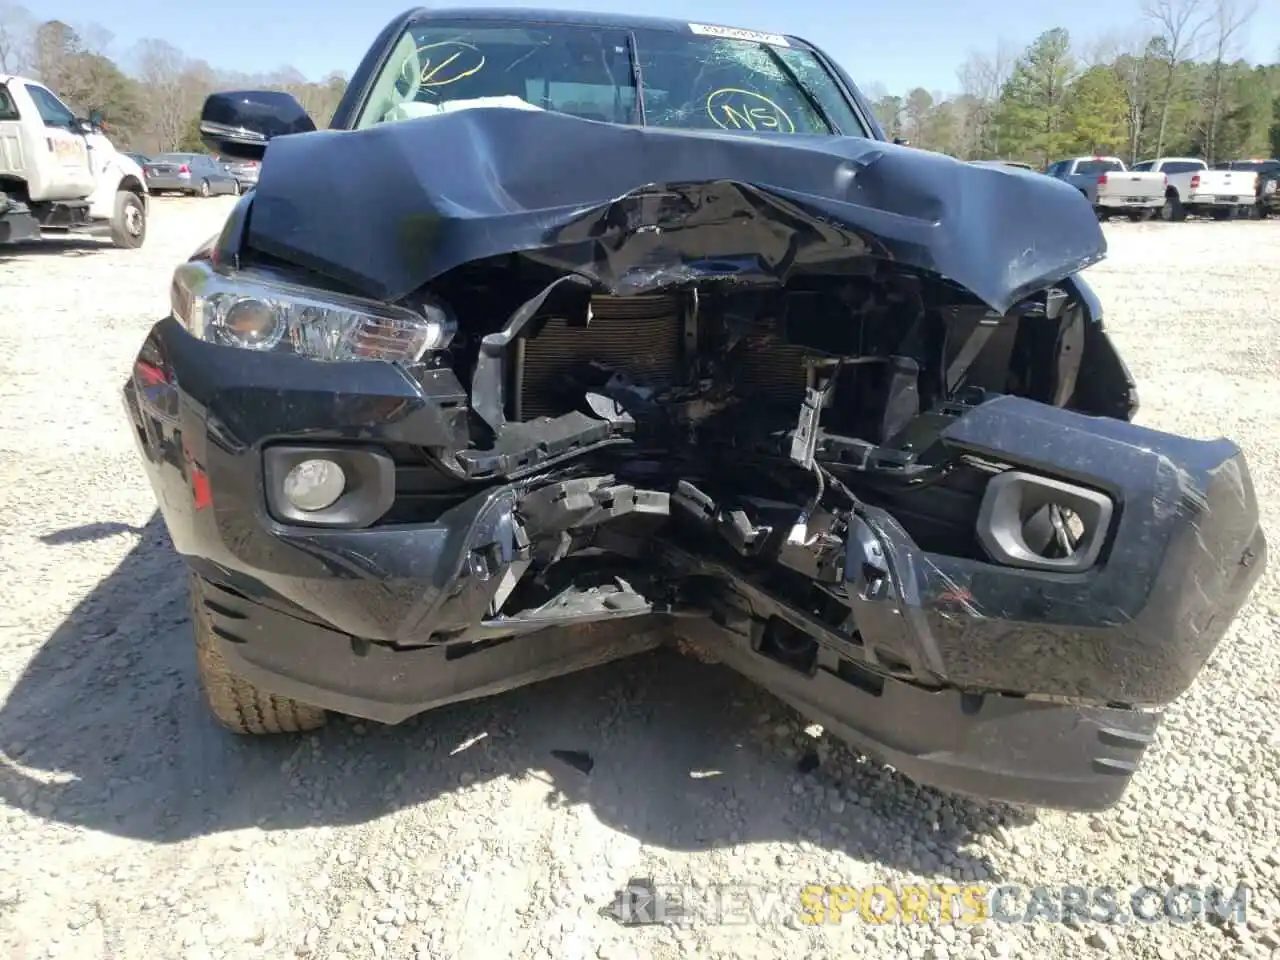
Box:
[1190,174,1200,189]
[134,359,168,386]
[191,467,212,510]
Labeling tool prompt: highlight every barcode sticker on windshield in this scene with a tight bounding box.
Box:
[688,23,791,46]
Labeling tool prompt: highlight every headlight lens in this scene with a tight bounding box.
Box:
[171,259,454,362]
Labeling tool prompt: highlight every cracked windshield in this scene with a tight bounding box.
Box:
[354,22,865,136]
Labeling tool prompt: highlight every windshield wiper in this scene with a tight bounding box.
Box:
[625,31,646,126]
[757,43,837,135]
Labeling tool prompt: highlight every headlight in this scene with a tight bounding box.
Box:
[171,259,454,363]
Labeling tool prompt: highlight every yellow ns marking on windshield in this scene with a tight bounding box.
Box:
[706,88,795,133]
[414,41,486,88]
[688,23,790,47]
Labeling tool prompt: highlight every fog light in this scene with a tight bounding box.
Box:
[282,459,346,512]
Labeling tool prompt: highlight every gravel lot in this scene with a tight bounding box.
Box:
[1,197,1278,960]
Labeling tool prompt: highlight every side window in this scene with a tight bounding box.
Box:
[1131,161,1152,171]
[24,83,77,129]
[0,84,19,121]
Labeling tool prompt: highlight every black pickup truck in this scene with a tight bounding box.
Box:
[122,7,1266,812]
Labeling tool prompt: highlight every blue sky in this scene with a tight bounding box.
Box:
[41,0,1280,95]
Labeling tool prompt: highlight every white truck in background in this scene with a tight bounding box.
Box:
[0,74,148,247]
[1131,157,1257,221]
[1044,156,1167,220]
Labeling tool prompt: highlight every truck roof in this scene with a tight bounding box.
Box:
[1144,157,1206,164]
[403,7,805,44]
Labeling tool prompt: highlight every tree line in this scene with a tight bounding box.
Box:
[865,0,1279,165]
[0,2,347,154]
[1,0,1277,165]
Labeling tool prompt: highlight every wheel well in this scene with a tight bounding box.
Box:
[1165,186,1179,199]
[0,176,30,203]
[120,174,144,197]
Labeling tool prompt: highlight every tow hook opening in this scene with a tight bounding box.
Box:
[975,470,1114,572]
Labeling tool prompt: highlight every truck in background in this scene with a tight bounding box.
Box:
[1044,156,1166,220]
[0,74,148,247]
[1133,157,1256,221]
[1213,158,1279,218]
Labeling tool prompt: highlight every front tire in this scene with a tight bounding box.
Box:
[109,190,146,248]
[199,179,211,198]
[1161,192,1185,221]
[190,574,328,735]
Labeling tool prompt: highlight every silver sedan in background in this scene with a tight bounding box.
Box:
[220,158,260,192]
[142,153,240,197]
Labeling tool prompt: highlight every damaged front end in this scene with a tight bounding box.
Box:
[126,110,1266,811]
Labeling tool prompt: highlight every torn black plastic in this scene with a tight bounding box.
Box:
[242,107,1106,314]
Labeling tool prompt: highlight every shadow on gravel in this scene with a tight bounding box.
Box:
[0,512,1030,883]
[38,521,151,545]
[0,236,108,259]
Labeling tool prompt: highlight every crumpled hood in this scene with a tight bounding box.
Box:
[244,107,1106,315]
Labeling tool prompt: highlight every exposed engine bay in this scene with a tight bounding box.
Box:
[395,255,1135,680]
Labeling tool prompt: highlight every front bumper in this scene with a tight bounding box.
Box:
[124,316,1266,810]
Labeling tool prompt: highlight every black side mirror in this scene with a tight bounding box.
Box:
[893,137,911,146]
[199,90,317,162]
[88,108,105,127]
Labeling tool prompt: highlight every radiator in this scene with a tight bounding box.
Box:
[515,294,683,420]
[735,343,813,408]
[513,293,814,420]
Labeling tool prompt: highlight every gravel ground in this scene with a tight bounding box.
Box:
[1,198,1278,960]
